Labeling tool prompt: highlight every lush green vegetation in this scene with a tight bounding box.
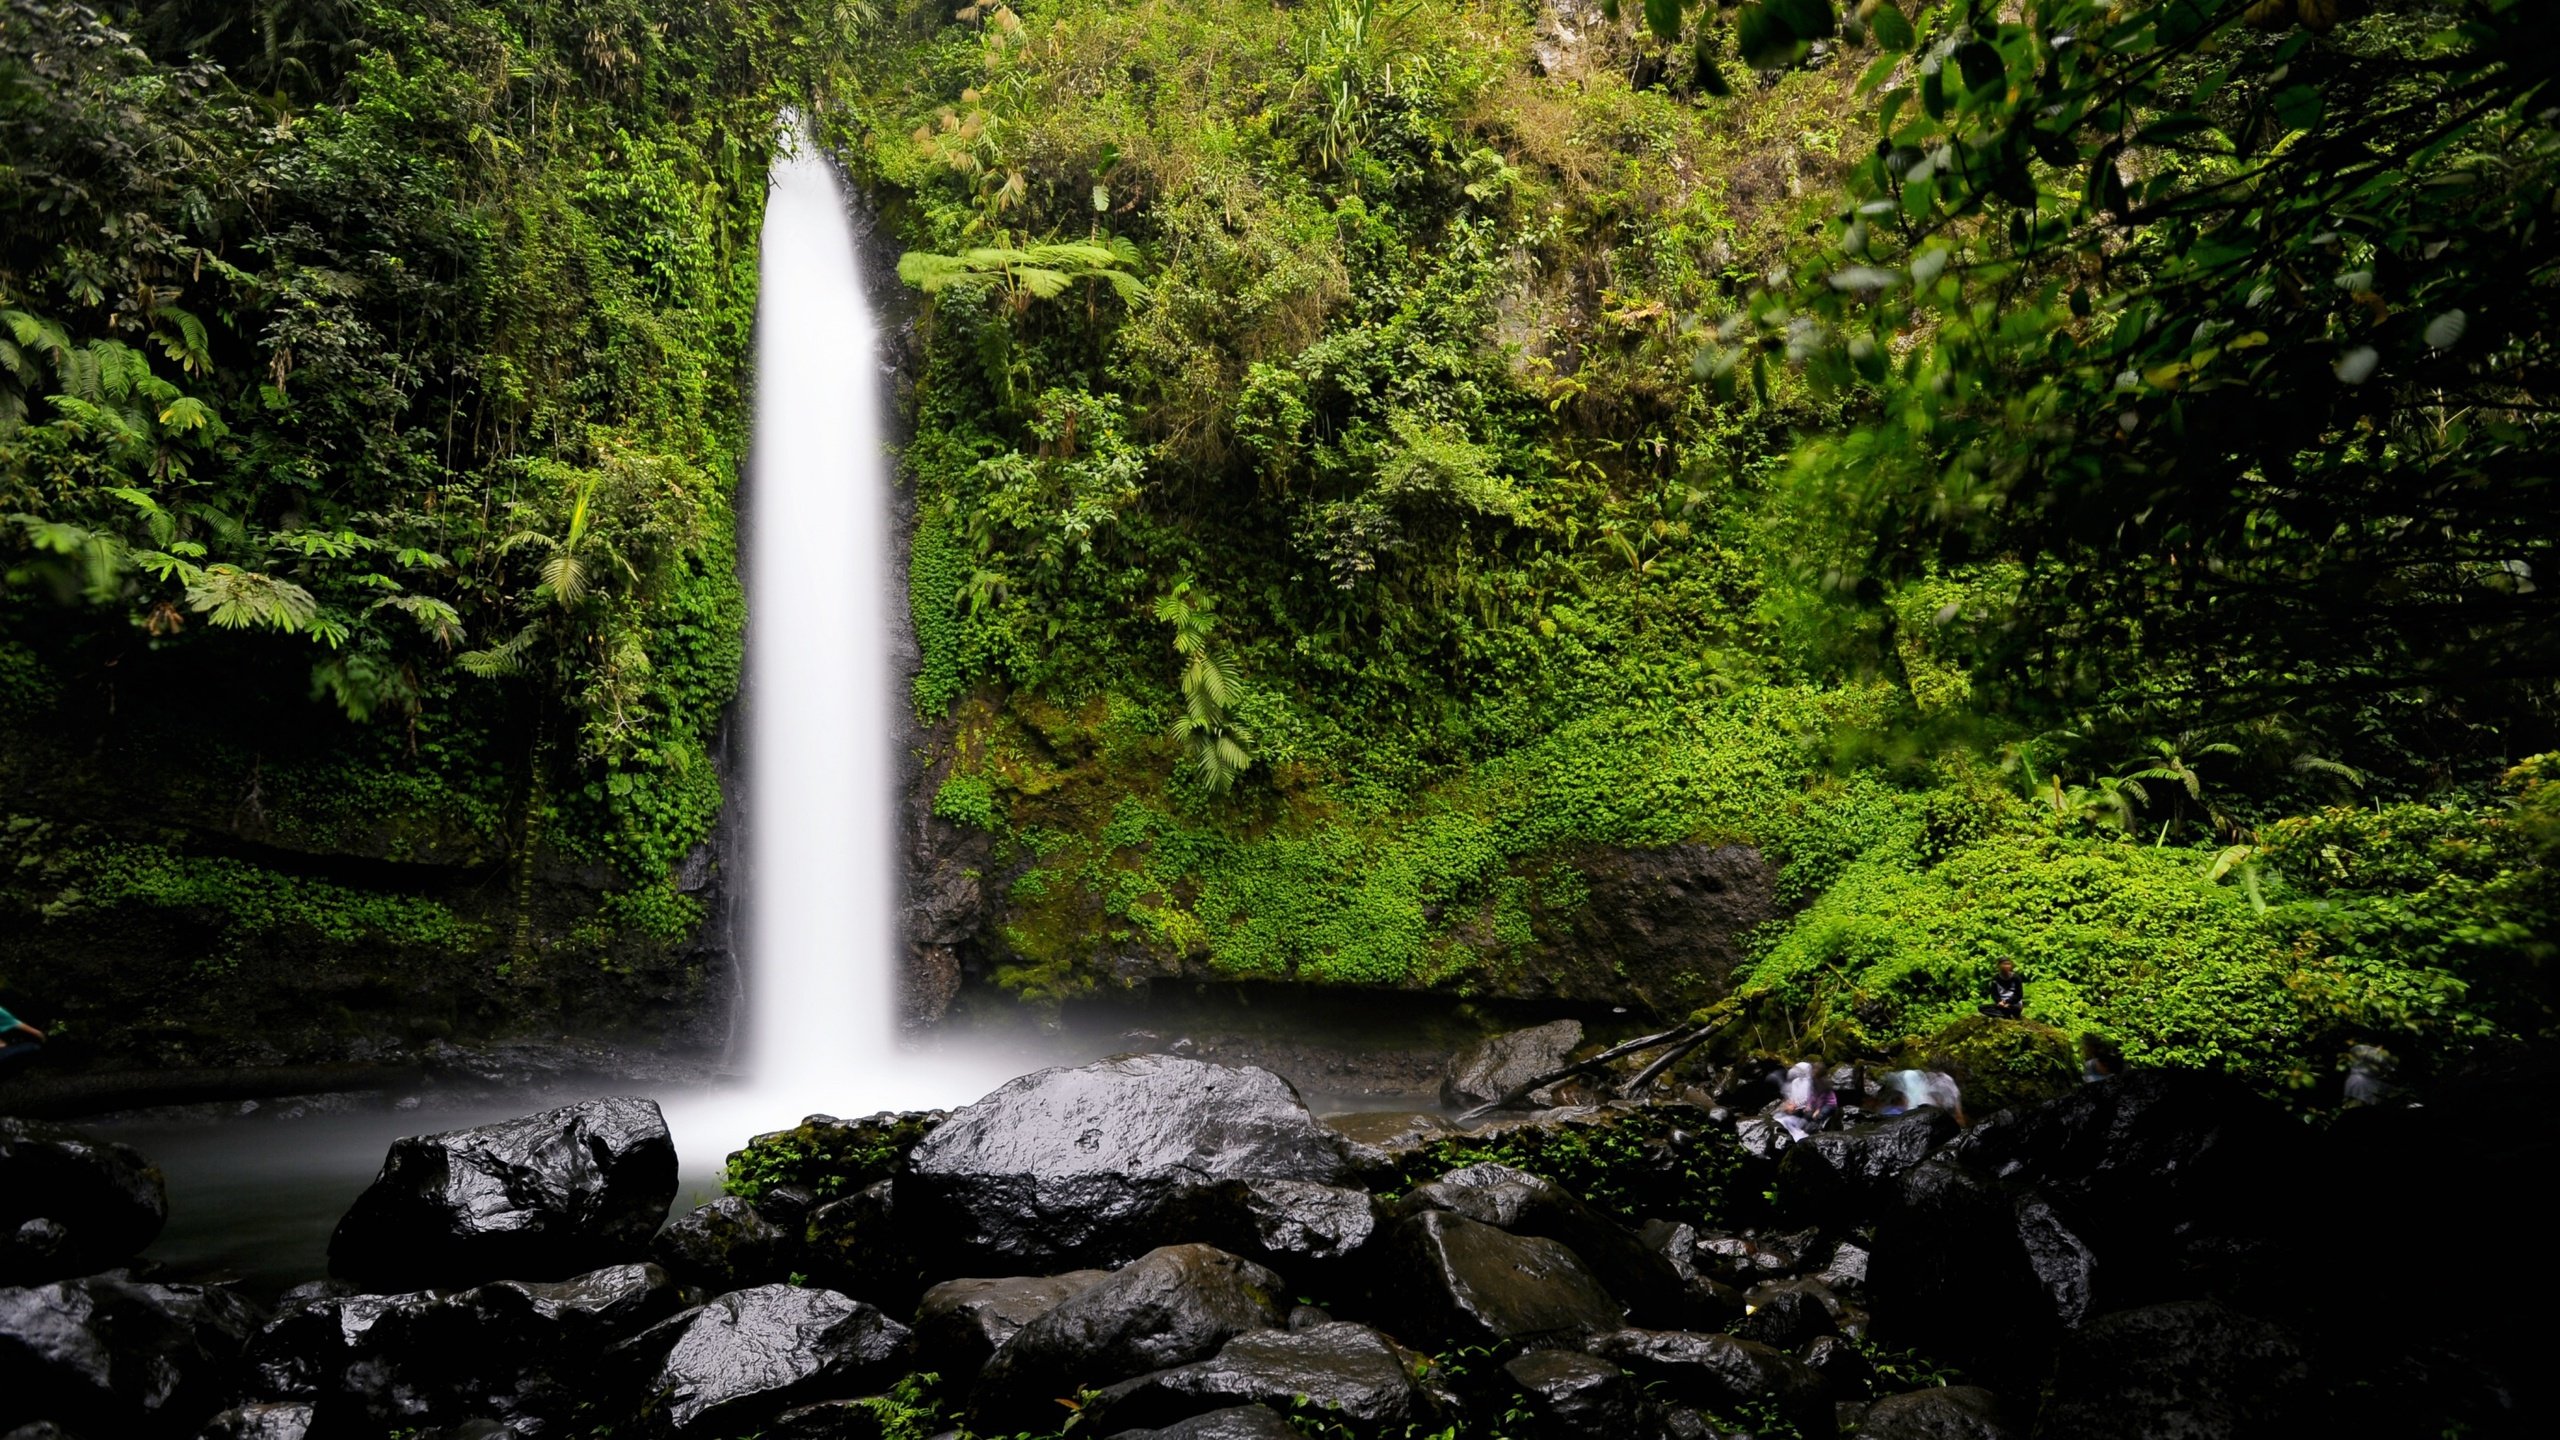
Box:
[6,0,2551,1091]
[851,0,2554,1091]
[1,0,850,1033]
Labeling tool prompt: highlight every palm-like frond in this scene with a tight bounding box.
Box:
[457,623,541,678]
[185,564,319,633]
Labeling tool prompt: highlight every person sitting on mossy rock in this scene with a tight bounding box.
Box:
[1978,958,2026,1020]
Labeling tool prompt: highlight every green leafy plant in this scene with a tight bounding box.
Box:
[1155,579,1252,793]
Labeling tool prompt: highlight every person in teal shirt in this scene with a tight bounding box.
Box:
[0,1003,43,1072]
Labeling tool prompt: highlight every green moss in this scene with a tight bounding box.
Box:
[1384,1106,1753,1229]
[1900,1015,2080,1115]
[931,773,1002,832]
[4,822,484,957]
[723,1112,939,1201]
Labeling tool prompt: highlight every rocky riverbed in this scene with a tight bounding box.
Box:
[2,1043,2545,1439]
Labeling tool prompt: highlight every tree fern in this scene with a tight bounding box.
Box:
[1156,580,1252,793]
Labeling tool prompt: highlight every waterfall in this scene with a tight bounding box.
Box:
[739,120,901,1109]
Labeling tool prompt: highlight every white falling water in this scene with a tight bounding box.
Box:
[740,120,901,1111]
[658,122,1029,1173]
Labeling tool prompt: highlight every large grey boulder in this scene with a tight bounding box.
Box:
[1854,1384,2014,1439]
[1162,1179,1377,1283]
[1952,1071,2305,1305]
[2031,1301,2315,1440]
[907,1056,1357,1270]
[249,1262,683,1432]
[913,1271,1110,1383]
[969,1244,1286,1435]
[1441,1021,1582,1108]
[1777,1108,1961,1225]
[1103,1406,1302,1440]
[1869,1162,2095,1388]
[622,1284,911,1437]
[0,1276,265,1437]
[1586,1327,1832,1438]
[1083,1321,1437,1437]
[1391,1163,1690,1325]
[196,1402,317,1440]
[801,1180,924,1310]
[0,1117,168,1284]
[1374,1210,1622,1350]
[1502,1348,1645,1437]
[328,1097,678,1291]
[651,1197,792,1294]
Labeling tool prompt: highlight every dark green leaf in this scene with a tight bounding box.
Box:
[1870,3,1916,51]
[1955,39,2004,91]
[1644,0,1683,43]
[1693,31,1734,96]
[1736,4,1804,69]
[1769,0,1837,41]
[2272,83,2323,132]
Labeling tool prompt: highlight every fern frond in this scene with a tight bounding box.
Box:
[540,550,589,607]
[457,623,540,678]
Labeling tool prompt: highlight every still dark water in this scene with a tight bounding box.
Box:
[99,1094,728,1295]
[92,1004,1459,1295]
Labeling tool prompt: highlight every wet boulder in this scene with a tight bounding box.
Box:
[1502,1348,1645,1437]
[1083,1322,1436,1437]
[197,1403,317,1440]
[0,1118,168,1284]
[1162,1179,1376,1283]
[906,1056,1357,1271]
[1854,1385,2014,1439]
[0,1276,265,1437]
[913,1271,1110,1383]
[1776,1109,1960,1226]
[246,1289,432,1402]
[1800,1334,1875,1397]
[1104,1405,1302,1440]
[413,1263,688,1427]
[1869,1162,2094,1388]
[1734,1280,1838,1349]
[274,1262,683,1431]
[652,1197,792,1294]
[1374,1210,1622,1350]
[328,1097,678,1291]
[1818,1240,1872,1298]
[1391,1164,1690,1325]
[1953,1071,2304,1303]
[801,1181,924,1310]
[622,1284,911,1437]
[764,1398,888,1439]
[1586,1328,1832,1439]
[1442,1020,1583,1108]
[970,1244,1285,1436]
[2032,1300,2316,1440]
[1635,1220,1745,1326]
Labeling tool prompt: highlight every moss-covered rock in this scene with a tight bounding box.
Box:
[1900,1016,2079,1116]
[724,1111,943,1203]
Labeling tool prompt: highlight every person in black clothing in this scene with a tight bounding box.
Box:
[1978,959,2025,1020]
